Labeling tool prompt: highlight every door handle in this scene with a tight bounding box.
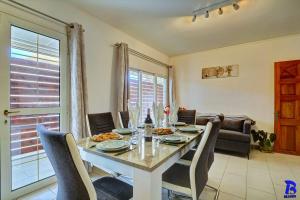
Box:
[3,109,20,116]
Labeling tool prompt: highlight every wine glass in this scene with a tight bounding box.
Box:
[128,103,140,144]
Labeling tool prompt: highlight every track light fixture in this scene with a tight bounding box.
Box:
[191,0,241,22]
[233,3,240,10]
[205,11,209,18]
[218,8,223,15]
[192,15,197,22]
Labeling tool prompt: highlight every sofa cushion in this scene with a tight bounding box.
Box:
[221,119,244,132]
[196,117,210,125]
[218,129,250,143]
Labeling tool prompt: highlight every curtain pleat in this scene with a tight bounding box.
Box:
[115,43,129,112]
[67,23,89,141]
[168,66,176,106]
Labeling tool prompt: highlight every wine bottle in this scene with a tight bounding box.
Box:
[144,108,153,142]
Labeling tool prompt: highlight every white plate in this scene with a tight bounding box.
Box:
[174,122,186,126]
[96,140,130,152]
[112,128,132,135]
[161,135,187,143]
[178,127,199,133]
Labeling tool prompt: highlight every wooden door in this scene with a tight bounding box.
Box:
[275,60,300,155]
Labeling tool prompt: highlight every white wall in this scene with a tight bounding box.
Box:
[9,0,169,115]
[170,34,300,132]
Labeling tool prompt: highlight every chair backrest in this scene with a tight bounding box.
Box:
[190,118,221,200]
[177,110,196,125]
[118,111,129,128]
[37,125,97,200]
[207,114,223,170]
[87,112,115,135]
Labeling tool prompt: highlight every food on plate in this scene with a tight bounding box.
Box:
[153,128,173,135]
[91,132,122,142]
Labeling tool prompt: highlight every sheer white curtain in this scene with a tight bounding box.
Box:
[168,66,176,106]
[67,23,89,141]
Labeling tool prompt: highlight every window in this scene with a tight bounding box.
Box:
[128,69,167,121]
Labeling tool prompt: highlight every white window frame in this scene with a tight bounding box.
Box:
[0,10,69,200]
[128,68,167,120]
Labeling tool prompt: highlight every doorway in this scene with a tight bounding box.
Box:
[0,12,68,199]
[274,60,300,155]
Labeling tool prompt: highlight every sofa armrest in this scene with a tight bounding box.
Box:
[243,119,251,134]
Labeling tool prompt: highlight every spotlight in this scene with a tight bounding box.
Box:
[218,8,223,15]
[233,3,239,10]
[192,15,197,22]
[205,11,209,18]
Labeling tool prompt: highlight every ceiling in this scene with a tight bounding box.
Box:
[64,0,300,56]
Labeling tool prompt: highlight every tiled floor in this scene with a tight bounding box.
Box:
[18,149,300,200]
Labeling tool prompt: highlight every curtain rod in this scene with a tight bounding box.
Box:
[6,0,73,28]
[113,43,171,68]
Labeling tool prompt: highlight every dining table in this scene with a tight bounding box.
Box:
[77,125,205,200]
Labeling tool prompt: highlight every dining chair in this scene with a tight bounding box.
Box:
[37,125,133,200]
[162,118,221,200]
[177,114,223,199]
[118,111,129,128]
[177,110,196,125]
[86,112,116,135]
[180,114,224,167]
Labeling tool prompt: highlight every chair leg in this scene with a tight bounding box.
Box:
[206,184,219,200]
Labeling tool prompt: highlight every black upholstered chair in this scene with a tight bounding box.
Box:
[37,125,132,200]
[118,111,129,128]
[162,118,221,200]
[177,110,196,125]
[87,112,115,135]
[181,114,224,169]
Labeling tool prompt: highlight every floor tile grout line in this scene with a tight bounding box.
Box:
[266,155,278,200]
[247,185,277,196]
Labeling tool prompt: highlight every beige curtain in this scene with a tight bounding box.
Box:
[67,23,89,141]
[168,66,176,106]
[115,43,129,112]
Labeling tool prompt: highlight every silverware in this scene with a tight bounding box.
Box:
[114,146,136,156]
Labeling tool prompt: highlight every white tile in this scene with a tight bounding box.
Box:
[247,166,275,194]
[218,192,244,200]
[225,158,247,176]
[219,173,246,198]
[199,187,218,200]
[246,187,276,200]
[209,166,225,180]
[207,177,221,189]
[273,184,290,200]
[17,150,300,200]
[269,170,295,186]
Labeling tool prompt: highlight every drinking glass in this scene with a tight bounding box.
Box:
[128,104,140,144]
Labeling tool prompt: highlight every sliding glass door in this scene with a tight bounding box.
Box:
[0,13,68,200]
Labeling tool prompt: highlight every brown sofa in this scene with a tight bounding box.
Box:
[196,114,255,158]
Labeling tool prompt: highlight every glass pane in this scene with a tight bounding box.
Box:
[128,70,139,106]
[156,77,167,106]
[11,114,59,190]
[141,73,155,120]
[10,26,60,108]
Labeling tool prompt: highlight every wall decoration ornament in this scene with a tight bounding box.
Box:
[202,64,239,79]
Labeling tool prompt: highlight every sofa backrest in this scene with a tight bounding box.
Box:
[221,119,244,132]
[196,114,254,132]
